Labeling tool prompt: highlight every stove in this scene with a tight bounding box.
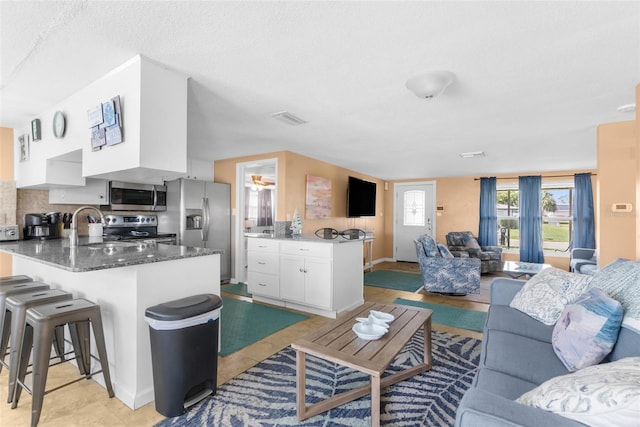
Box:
[103,214,176,244]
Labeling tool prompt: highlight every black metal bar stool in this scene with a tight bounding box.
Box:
[0,280,50,373]
[12,298,114,427]
[5,289,73,403]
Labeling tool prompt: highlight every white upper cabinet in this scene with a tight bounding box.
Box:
[14,55,188,188]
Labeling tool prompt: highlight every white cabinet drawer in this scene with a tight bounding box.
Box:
[247,251,279,275]
[248,238,279,253]
[248,272,279,298]
[280,241,332,258]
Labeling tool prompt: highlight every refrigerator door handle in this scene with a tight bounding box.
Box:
[202,197,210,243]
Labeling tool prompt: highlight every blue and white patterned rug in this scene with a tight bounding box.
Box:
[156,330,481,427]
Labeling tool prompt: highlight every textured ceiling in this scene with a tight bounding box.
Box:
[1,1,638,180]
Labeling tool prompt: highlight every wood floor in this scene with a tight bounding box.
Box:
[0,262,489,426]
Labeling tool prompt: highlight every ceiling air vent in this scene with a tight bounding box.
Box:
[271,111,308,126]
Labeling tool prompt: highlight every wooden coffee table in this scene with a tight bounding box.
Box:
[291,301,432,426]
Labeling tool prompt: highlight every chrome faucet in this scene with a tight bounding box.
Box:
[69,206,105,248]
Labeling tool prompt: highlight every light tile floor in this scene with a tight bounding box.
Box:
[0,262,489,426]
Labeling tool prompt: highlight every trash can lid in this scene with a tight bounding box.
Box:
[145,294,222,321]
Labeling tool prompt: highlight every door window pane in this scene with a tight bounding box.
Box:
[403,190,425,226]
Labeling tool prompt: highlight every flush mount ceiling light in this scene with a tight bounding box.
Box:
[617,103,636,113]
[460,151,485,158]
[405,71,456,99]
[271,111,308,125]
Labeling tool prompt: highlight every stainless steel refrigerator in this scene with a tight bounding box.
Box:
[159,178,231,282]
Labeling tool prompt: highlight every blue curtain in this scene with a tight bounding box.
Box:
[478,177,497,246]
[519,176,544,263]
[573,173,595,249]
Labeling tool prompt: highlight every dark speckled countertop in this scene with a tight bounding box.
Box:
[0,237,221,272]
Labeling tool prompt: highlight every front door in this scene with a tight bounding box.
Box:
[394,182,436,262]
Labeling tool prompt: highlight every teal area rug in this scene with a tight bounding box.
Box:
[220,297,308,356]
[221,282,252,298]
[394,298,487,332]
[156,329,481,426]
[364,270,423,292]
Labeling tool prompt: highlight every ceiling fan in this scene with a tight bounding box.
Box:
[250,175,275,190]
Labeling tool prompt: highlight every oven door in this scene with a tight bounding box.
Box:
[109,181,167,211]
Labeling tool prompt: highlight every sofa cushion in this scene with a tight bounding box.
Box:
[517,357,640,427]
[474,368,538,400]
[552,288,623,371]
[590,259,640,333]
[486,305,554,343]
[481,329,570,385]
[610,326,640,361]
[509,268,593,325]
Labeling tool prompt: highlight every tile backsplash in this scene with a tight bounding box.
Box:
[17,189,95,238]
[0,180,17,225]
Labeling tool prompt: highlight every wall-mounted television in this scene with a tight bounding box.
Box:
[347,176,376,217]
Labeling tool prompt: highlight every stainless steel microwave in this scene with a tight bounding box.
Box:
[108,181,167,211]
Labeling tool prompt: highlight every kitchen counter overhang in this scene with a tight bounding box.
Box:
[0,237,220,272]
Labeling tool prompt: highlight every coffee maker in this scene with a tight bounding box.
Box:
[24,212,61,240]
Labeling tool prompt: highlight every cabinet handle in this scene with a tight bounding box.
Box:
[299,268,304,272]
[258,283,267,287]
[258,261,266,265]
[258,245,267,248]
[299,248,310,251]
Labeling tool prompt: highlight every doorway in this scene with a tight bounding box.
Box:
[234,158,277,283]
[394,181,436,262]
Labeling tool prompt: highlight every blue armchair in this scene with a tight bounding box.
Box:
[446,231,503,274]
[414,234,481,295]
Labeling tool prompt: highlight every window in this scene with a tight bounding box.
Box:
[496,183,574,252]
[403,190,425,226]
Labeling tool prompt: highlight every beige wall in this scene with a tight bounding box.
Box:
[0,127,15,275]
[596,120,636,266]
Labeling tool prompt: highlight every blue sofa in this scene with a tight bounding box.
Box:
[455,277,640,427]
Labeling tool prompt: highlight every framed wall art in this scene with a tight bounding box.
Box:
[306,175,332,219]
[18,134,30,162]
[31,119,41,141]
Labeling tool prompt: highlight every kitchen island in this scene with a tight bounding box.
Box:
[0,238,221,410]
[247,234,364,318]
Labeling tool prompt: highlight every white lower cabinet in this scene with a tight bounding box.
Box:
[247,238,280,298]
[247,236,363,318]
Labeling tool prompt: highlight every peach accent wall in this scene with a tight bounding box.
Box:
[215,151,385,262]
[597,120,637,266]
[637,84,640,261]
[0,127,15,276]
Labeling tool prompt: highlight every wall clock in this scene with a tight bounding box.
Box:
[53,111,66,138]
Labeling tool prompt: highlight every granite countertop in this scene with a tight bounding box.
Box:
[0,237,221,272]
[245,233,366,243]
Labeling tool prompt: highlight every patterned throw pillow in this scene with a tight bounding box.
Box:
[552,288,623,372]
[463,236,482,257]
[517,357,640,427]
[589,260,640,333]
[510,268,593,325]
[437,243,454,258]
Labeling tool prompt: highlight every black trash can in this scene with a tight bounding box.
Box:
[145,294,223,417]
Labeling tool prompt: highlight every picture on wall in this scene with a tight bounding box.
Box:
[87,95,124,149]
[18,134,29,162]
[305,175,332,219]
